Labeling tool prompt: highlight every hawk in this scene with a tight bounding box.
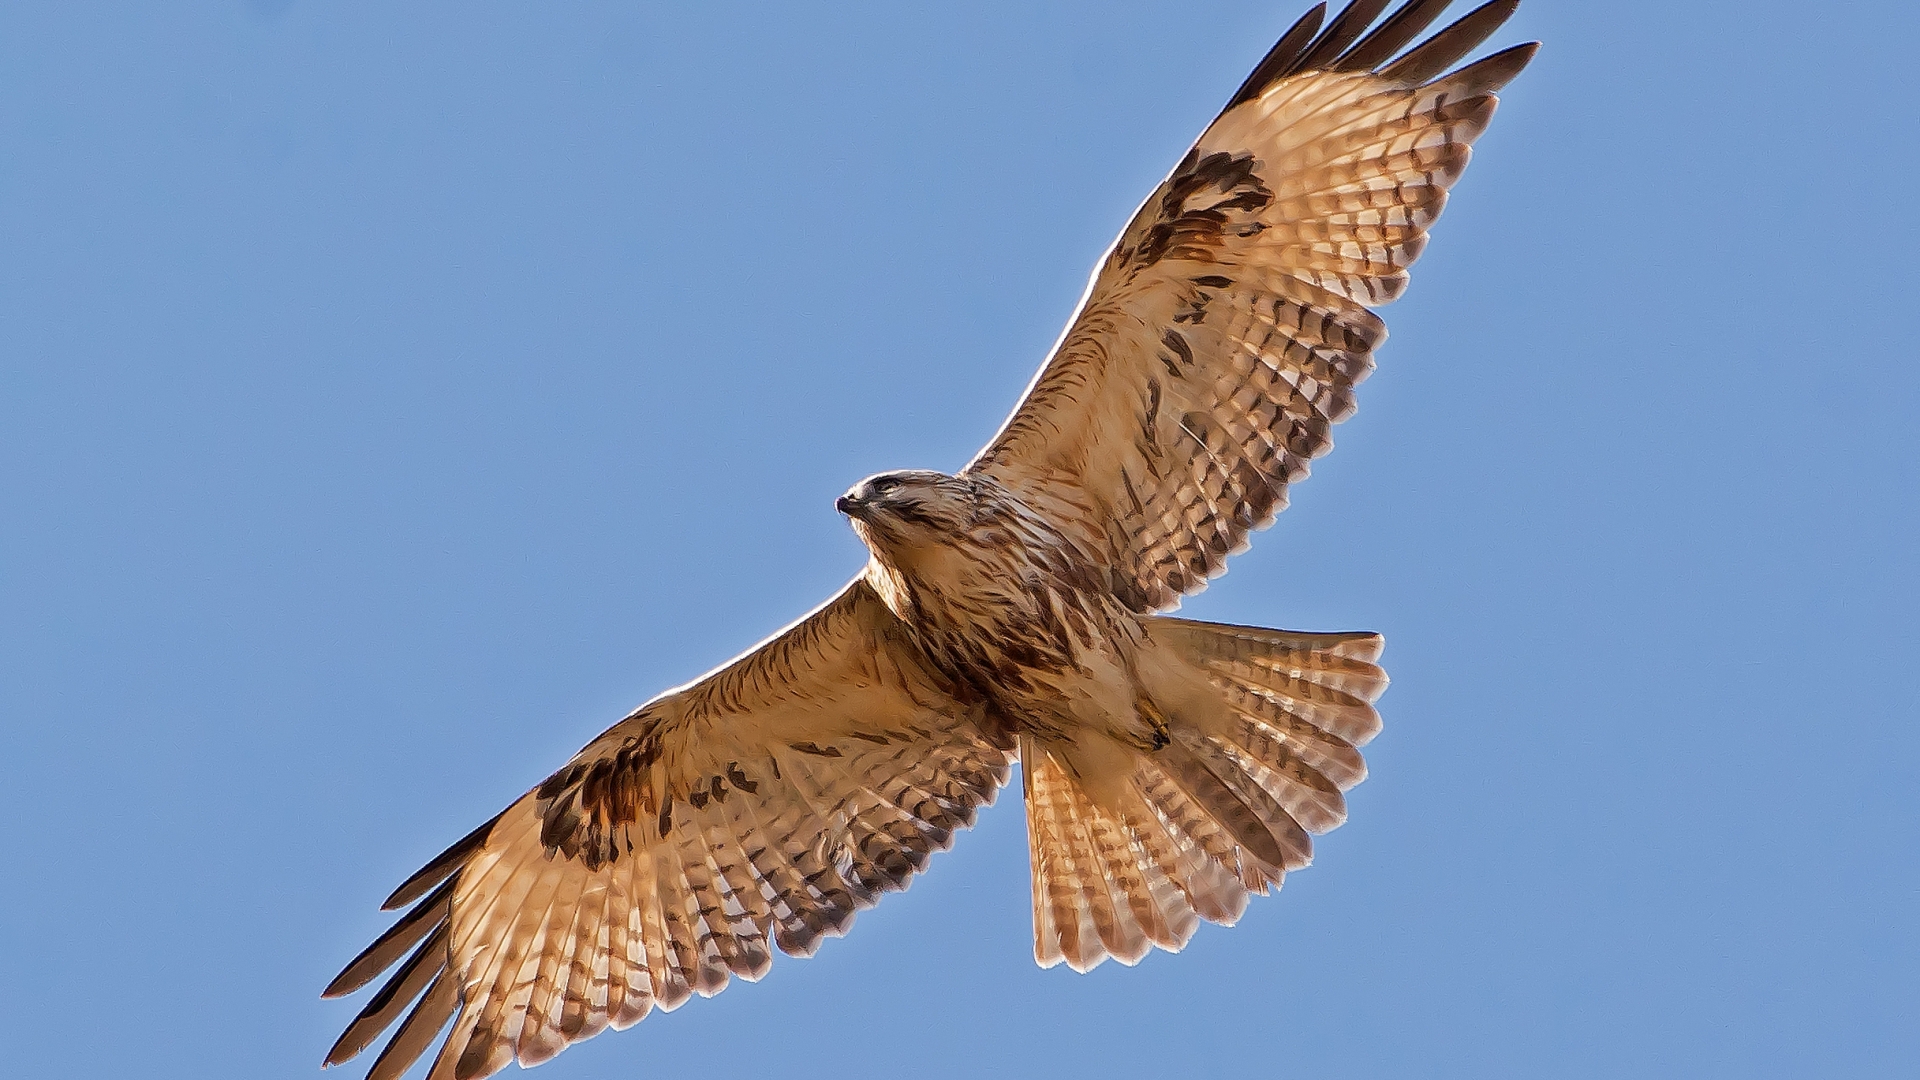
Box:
[324,3,1536,1077]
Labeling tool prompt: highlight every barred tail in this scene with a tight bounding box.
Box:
[1022,618,1386,972]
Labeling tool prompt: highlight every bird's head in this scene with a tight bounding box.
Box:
[836,469,975,550]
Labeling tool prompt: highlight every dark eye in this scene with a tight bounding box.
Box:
[870,476,901,495]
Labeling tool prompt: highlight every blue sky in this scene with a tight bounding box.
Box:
[3,2,1916,1077]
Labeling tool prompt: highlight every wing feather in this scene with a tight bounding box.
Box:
[1298,1,1394,71]
[1332,0,1455,71]
[1224,3,1327,109]
[1378,0,1519,83]
[323,876,454,1000]
[365,971,456,1080]
[969,1,1535,611]
[325,581,1011,1080]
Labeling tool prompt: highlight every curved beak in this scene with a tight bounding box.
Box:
[835,494,863,517]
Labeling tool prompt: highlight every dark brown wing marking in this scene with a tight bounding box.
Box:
[970,0,1537,611]
[324,582,1012,1080]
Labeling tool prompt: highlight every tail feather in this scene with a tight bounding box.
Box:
[1112,794,1207,944]
[1061,784,1151,965]
[1203,660,1384,746]
[1023,743,1080,967]
[1021,617,1386,972]
[1131,763,1255,923]
[1167,624,1386,736]
[1161,736,1304,881]
[1083,807,1167,958]
[1025,738,1223,971]
[1223,729,1350,833]
[1223,687,1368,789]
[1129,757,1256,894]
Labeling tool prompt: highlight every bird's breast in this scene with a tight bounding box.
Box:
[876,516,1140,724]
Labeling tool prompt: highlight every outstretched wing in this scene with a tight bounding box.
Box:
[323,581,1012,1080]
[969,0,1537,612]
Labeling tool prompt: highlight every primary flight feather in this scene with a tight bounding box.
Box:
[324,3,1536,1076]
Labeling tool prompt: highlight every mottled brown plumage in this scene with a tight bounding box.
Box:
[324,3,1534,1076]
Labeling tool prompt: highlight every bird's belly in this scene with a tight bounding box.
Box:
[911,581,1149,746]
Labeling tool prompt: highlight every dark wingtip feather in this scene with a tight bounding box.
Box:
[324,877,455,998]
[1379,0,1520,84]
[1446,40,1539,93]
[381,811,501,911]
[1296,0,1392,72]
[1224,3,1326,110]
[365,971,459,1080]
[324,925,449,1067]
[1332,0,1455,72]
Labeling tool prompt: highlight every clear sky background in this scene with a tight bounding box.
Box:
[3,2,1916,1077]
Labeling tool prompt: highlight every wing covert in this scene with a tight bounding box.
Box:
[968,0,1536,612]
[324,581,1012,1080]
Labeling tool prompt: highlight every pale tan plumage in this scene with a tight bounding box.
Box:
[325,3,1533,1076]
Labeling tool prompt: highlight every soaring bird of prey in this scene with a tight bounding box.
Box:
[324,3,1536,1077]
